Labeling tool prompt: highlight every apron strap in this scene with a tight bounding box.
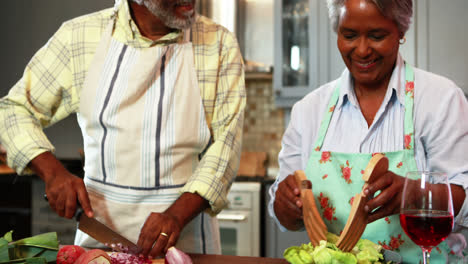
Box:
[311,63,416,153]
[312,79,342,151]
[183,28,192,43]
[403,63,416,150]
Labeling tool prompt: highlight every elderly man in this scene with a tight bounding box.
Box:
[0,0,245,258]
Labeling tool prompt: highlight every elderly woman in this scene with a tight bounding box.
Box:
[269,0,468,262]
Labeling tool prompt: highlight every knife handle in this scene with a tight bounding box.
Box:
[43,194,84,221]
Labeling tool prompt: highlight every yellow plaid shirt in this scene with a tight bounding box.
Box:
[0,1,245,213]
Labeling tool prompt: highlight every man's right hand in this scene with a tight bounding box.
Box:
[29,152,93,219]
[273,174,304,231]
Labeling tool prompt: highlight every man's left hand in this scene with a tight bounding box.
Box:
[137,212,182,258]
[363,171,405,223]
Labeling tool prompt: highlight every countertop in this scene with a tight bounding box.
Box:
[152,253,288,264]
[0,164,15,175]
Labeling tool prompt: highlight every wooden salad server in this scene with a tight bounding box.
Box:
[294,170,327,246]
[336,153,389,252]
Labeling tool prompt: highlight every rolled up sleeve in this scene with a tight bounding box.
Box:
[181,27,246,214]
[0,22,78,174]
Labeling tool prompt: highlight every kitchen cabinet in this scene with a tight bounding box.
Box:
[273,0,345,107]
[0,172,31,240]
[274,0,468,108]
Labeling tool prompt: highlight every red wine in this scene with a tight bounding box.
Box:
[400,210,453,247]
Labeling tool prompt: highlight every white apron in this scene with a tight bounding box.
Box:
[75,20,220,254]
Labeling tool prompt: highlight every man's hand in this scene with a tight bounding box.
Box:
[29,152,93,219]
[137,212,182,257]
[364,171,405,223]
[273,174,304,231]
[137,192,209,258]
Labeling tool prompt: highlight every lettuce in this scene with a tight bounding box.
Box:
[284,233,385,264]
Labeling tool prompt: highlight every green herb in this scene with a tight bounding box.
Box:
[0,231,58,264]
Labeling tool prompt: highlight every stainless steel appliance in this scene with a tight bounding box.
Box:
[217,182,261,257]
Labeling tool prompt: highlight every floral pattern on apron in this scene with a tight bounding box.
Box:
[305,64,450,263]
[75,19,220,254]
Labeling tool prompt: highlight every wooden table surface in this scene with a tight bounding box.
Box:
[0,164,15,174]
[152,254,289,264]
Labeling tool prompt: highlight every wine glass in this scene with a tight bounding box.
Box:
[400,171,454,264]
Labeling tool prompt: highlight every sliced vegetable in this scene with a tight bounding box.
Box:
[74,249,111,264]
[165,247,192,264]
[109,252,151,264]
[57,245,86,264]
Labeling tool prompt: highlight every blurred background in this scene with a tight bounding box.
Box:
[0,0,467,259]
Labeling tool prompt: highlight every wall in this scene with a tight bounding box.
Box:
[416,0,468,93]
[243,75,284,170]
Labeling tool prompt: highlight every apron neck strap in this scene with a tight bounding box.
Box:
[183,28,192,43]
[312,63,416,151]
[312,79,342,151]
[403,62,416,149]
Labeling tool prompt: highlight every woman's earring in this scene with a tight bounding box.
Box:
[399,37,406,45]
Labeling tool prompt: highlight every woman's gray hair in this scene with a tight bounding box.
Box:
[327,0,413,35]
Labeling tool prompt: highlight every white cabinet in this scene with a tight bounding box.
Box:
[274,0,346,107]
[274,0,468,108]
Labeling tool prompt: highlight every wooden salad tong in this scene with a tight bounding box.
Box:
[294,153,388,251]
[336,153,389,252]
[294,170,327,246]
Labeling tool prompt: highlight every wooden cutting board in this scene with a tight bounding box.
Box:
[106,252,287,264]
[180,254,288,264]
[150,254,287,263]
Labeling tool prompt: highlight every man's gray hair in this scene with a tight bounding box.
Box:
[326,0,413,35]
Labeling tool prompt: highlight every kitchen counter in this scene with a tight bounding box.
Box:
[152,254,288,264]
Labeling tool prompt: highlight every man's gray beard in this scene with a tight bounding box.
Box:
[136,0,195,30]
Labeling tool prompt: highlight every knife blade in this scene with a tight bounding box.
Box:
[76,210,142,254]
[44,194,142,254]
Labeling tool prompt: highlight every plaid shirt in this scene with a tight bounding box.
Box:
[0,0,245,213]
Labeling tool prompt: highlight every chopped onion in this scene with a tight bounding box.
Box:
[165,247,192,264]
[109,252,152,264]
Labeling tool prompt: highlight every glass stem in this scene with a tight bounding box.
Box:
[422,247,431,264]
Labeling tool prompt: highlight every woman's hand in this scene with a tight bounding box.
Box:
[273,174,304,230]
[364,171,405,223]
[137,212,182,258]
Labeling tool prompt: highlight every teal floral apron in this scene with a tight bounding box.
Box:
[305,64,448,263]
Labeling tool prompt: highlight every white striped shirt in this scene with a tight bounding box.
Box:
[270,54,468,230]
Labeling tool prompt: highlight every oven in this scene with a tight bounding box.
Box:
[217,182,261,257]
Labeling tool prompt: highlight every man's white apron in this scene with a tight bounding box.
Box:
[75,20,220,254]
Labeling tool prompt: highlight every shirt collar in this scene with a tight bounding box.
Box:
[336,53,406,110]
[112,0,184,48]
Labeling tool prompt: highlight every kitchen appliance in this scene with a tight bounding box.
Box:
[217,182,261,257]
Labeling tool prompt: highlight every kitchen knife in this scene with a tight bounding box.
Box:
[44,194,142,254]
[77,210,142,254]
